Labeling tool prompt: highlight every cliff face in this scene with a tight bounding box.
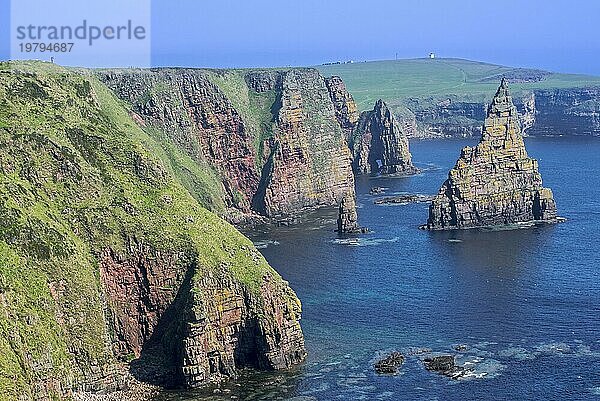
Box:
[0,62,305,399]
[98,68,356,221]
[529,87,600,135]
[251,70,356,218]
[425,79,558,230]
[325,76,360,139]
[350,100,418,175]
[397,87,600,138]
[403,95,536,138]
[96,69,259,215]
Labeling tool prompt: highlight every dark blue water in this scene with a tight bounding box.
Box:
[156,137,600,401]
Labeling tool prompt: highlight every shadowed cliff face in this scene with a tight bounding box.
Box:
[426,79,558,230]
[98,68,356,221]
[0,62,305,399]
[402,95,537,139]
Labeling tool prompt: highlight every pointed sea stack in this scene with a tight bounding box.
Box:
[425,78,559,230]
[351,99,419,175]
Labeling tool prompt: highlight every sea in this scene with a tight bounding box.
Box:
[155,137,600,401]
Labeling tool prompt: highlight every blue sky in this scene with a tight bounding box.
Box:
[2,0,600,74]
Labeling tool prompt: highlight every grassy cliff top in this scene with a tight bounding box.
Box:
[317,58,600,110]
[0,60,282,398]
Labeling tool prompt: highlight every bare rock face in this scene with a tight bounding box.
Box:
[529,87,600,135]
[425,79,559,230]
[99,69,356,222]
[100,238,306,388]
[325,75,360,139]
[180,269,306,387]
[252,70,356,218]
[350,99,418,175]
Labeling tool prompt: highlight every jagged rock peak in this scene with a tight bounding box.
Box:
[350,99,418,176]
[424,79,560,230]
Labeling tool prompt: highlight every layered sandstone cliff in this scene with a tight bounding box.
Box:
[350,100,418,175]
[251,70,356,218]
[404,95,537,138]
[0,62,305,399]
[98,68,356,221]
[425,79,559,230]
[528,87,600,135]
[325,76,360,139]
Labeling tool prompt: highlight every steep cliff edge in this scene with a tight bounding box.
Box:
[250,70,356,218]
[425,79,559,230]
[98,68,356,221]
[403,95,536,138]
[0,61,305,399]
[350,100,418,175]
[528,87,600,135]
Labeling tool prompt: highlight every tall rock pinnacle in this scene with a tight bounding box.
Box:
[425,79,559,230]
[351,99,418,175]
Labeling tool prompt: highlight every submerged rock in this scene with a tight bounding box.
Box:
[423,355,471,379]
[336,194,369,234]
[374,352,405,374]
[425,79,560,230]
[374,194,434,205]
[369,186,386,195]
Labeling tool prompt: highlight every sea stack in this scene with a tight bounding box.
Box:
[351,99,418,175]
[337,193,368,234]
[425,78,559,230]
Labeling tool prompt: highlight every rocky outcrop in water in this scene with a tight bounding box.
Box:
[336,193,368,234]
[350,100,418,175]
[374,352,404,374]
[425,79,559,230]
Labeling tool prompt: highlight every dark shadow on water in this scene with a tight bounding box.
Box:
[151,368,305,401]
[427,224,555,272]
[129,261,196,389]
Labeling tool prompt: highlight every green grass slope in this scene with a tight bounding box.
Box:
[0,61,279,399]
[317,58,600,110]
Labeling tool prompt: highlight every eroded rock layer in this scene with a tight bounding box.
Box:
[98,68,356,221]
[252,70,356,217]
[350,99,418,175]
[325,76,360,139]
[0,62,305,399]
[425,79,558,230]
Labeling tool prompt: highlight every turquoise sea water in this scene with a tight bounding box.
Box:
[156,137,600,401]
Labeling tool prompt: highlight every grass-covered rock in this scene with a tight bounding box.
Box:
[0,61,305,400]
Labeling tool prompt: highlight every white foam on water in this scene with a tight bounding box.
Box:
[331,237,401,247]
[252,240,280,249]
